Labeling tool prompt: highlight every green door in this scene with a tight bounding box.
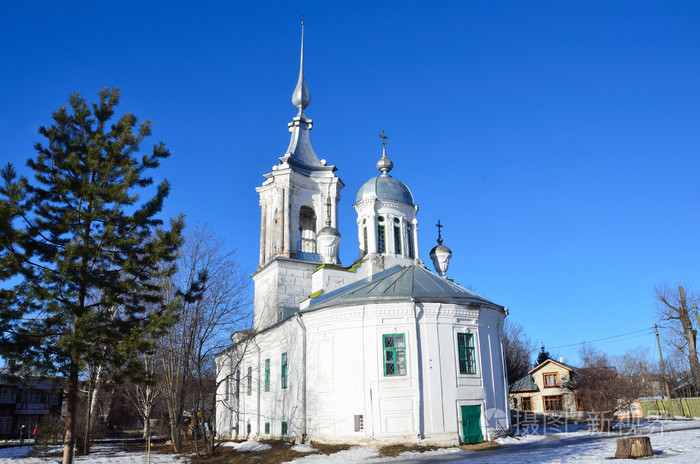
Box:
[460,405,484,444]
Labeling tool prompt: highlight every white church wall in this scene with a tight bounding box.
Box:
[218,297,508,445]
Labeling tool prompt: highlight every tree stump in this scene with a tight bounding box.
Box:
[615,437,653,458]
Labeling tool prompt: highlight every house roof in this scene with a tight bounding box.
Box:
[307,265,505,311]
[529,358,578,375]
[510,375,539,392]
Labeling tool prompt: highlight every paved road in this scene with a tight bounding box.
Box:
[393,424,700,464]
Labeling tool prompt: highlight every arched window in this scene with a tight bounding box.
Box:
[393,218,401,254]
[298,206,317,253]
[377,216,386,254]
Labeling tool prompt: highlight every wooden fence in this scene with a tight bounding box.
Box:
[640,398,700,418]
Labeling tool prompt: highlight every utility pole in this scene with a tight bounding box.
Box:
[655,323,675,417]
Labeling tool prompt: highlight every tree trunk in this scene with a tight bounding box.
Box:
[83,363,102,455]
[615,437,653,458]
[62,362,79,464]
[679,287,700,394]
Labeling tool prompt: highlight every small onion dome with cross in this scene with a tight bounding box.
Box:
[429,221,452,277]
[316,197,341,264]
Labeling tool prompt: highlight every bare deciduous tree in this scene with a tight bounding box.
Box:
[503,319,535,384]
[121,353,160,439]
[656,283,700,395]
[614,347,661,398]
[157,224,250,454]
[570,345,641,431]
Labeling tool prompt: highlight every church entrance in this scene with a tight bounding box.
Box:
[460,405,483,444]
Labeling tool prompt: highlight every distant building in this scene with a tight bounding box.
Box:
[215,26,511,445]
[0,370,63,438]
[509,359,584,420]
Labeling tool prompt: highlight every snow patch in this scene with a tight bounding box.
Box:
[291,443,319,453]
[288,446,379,463]
[222,440,272,452]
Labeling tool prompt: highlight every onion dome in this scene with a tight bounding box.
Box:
[316,198,341,264]
[355,133,415,206]
[429,221,452,277]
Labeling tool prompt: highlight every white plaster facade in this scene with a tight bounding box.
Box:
[217,298,509,444]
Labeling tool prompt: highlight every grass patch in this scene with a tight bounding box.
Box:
[458,441,501,451]
[378,443,446,457]
[159,440,350,464]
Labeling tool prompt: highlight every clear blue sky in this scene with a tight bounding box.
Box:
[2,1,699,366]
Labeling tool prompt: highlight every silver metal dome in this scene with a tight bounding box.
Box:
[355,175,415,206]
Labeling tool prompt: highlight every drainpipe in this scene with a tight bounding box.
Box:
[412,299,425,440]
[295,313,307,443]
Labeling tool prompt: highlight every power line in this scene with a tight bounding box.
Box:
[547,327,654,350]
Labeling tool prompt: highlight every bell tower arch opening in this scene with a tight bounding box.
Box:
[298,205,317,254]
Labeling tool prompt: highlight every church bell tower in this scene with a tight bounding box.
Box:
[253,23,344,329]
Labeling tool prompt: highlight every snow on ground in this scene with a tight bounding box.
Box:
[220,440,272,452]
[2,420,700,463]
[290,443,319,453]
[0,445,189,463]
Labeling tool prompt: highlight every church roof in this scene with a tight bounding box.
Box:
[307,265,504,311]
[355,175,415,206]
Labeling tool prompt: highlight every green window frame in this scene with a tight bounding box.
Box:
[383,334,406,376]
[457,333,476,374]
[264,358,270,392]
[264,422,270,434]
[281,352,287,389]
[281,421,288,435]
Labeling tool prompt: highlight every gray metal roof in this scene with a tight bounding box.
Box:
[307,265,504,311]
[355,175,415,206]
[510,375,539,392]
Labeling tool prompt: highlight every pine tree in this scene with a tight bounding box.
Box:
[536,344,552,366]
[0,88,183,464]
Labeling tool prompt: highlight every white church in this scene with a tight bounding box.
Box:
[215,27,511,446]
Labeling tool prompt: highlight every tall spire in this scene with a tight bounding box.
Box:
[291,18,311,113]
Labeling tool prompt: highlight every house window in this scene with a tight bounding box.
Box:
[521,396,532,411]
[0,417,11,433]
[406,224,414,258]
[21,390,41,403]
[543,395,564,411]
[383,334,406,376]
[0,389,16,404]
[281,421,288,435]
[264,358,270,392]
[247,366,252,396]
[264,422,270,434]
[377,217,386,254]
[281,352,288,389]
[576,397,585,411]
[543,372,560,387]
[457,333,476,374]
[394,219,401,254]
